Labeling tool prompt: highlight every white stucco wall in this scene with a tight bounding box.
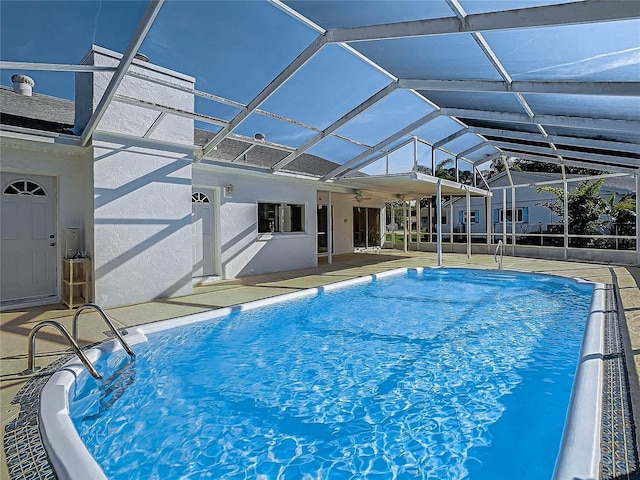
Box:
[92,135,193,306]
[0,135,92,300]
[193,166,318,278]
[79,45,196,307]
[76,46,195,146]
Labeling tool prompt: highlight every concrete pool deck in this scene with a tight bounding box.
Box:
[2,251,639,478]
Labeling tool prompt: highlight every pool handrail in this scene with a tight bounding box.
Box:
[72,303,135,358]
[494,240,504,269]
[25,320,102,379]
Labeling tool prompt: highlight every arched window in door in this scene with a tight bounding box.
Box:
[192,192,210,203]
[3,180,47,196]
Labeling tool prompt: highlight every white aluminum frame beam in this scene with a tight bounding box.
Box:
[499,150,639,174]
[321,109,441,181]
[492,139,640,168]
[440,108,640,133]
[326,1,640,43]
[197,34,328,161]
[271,81,398,172]
[80,0,164,147]
[467,126,640,155]
[0,61,117,72]
[431,128,469,149]
[338,138,414,179]
[113,94,227,127]
[456,141,490,160]
[399,79,640,97]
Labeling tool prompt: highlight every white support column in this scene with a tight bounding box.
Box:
[403,201,408,253]
[502,188,507,246]
[429,198,433,244]
[437,180,442,266]
[413,137,418,172]
[636,173,640,265]
[328,190,333,265]
[416,198,421,251]
[449,195,454,247]
[485,194,492,253]
[563,171,569,260]
[511,186,516,255]
[466,187,471,259]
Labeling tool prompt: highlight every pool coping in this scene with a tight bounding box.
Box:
[39,267,605,480]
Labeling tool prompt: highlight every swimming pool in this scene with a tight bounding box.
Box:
[40,268,604,479]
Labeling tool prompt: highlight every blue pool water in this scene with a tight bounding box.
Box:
[70,269,593,479]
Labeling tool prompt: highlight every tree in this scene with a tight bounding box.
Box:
[536,179,606,247]
[603,193,636,246]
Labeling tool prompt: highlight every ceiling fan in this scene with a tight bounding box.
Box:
[354,189,372,203]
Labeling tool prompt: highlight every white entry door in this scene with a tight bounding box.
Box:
[192,191,216,277]
[1,174,57,302]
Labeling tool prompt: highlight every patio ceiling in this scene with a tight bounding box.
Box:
[1,0,639,181]
[335,173,491,200]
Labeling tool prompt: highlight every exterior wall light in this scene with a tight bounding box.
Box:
[224,184,234,197]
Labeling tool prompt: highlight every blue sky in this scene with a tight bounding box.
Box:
[1,0,637,172]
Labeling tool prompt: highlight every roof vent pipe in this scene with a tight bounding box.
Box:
[11,74,35,96]
[134,52,149,62]
[254,133,265,142]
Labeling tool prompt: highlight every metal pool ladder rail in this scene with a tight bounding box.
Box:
[494,240,504,270]
[24,320,102,379]
[72,303,136,358]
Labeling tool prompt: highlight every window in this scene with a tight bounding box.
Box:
[258,202,305,233]
[192,192,210,203]
[459,210,479,224]
[494,208,529,223]
[3,180,46,196]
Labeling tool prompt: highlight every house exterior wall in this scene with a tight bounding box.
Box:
[81,46,196,307]
[76,46,195,146]
[92,136,193,307]
[0,136,93,302]
[193,166,318,278]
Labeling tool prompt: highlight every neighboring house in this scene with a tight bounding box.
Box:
[0,46,390,309]
[446,170,635,237]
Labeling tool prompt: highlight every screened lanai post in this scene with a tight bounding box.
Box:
[80,0,165,146]
[436,180,442,266]
[466,187,471,259]
[636,174,639,265]
[403,201,408,253]
[416,198,421,251]
[562,164,569,260]
[328,191,332,265]
[511,187,517,255]
[502,189,507,246]
[449,196,454,248]
[485,195,492,254]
